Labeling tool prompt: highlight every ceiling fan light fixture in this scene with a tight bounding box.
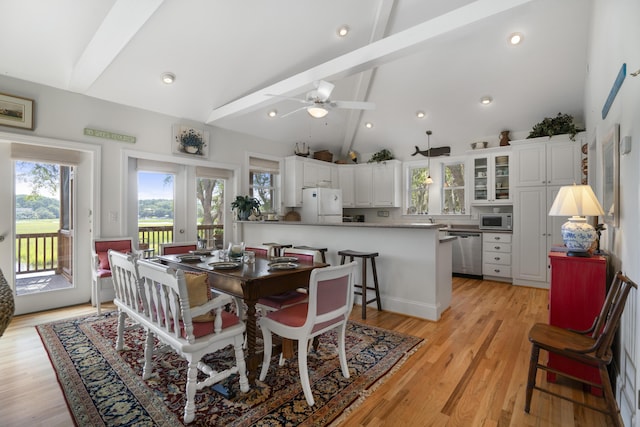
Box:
[508,32,524,45]
[307,105,329,118]
[337,25,350,37]
[480,96,493,105]
[161,72,175,84]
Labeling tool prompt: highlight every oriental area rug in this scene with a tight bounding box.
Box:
[37,311,423,426]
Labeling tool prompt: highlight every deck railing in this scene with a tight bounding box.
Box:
[15,224,224,275]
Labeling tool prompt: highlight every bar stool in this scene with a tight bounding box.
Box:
[293,245,328,263]
[338,250,382,319]
[262,242,292,257]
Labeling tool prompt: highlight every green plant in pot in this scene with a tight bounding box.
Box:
[231,195,261,220]
[367,149,394,163]
[527,112,584,141]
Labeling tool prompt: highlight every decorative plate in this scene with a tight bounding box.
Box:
[209,262,242,270]
[268,262,299,271]
[177,255,203,263]
[270,256,298,263]
[189,249,212,256]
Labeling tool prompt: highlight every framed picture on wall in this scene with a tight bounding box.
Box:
[0,92,34,130]
[172,124,209,157]
[601,124,619,227]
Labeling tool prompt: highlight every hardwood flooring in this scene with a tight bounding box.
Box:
[0,277,613,426]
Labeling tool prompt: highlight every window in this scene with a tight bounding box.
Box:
[407,164,430,214]
[249,157,280,213]
[442,162,465,214]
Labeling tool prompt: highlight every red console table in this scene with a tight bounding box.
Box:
[547,251,607,395]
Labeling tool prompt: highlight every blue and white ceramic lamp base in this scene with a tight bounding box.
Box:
[561,217,597,256]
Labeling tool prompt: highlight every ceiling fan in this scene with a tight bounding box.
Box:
[268,80,375,118]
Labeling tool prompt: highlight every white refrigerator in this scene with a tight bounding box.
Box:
[301,188,343,223]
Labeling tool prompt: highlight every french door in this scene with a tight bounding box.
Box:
[0,138,96,315]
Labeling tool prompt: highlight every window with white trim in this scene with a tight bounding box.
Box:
[406,163,430,214]
[442,161,465,214]
[249,157,280,213]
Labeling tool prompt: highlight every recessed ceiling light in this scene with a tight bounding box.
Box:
[267,109,277,118]
[508,32,524,45]
[480,96,493,105]
[337,25,350,37]
[365,122,373,129]
[416,111,425,118]
[161,72,175,84]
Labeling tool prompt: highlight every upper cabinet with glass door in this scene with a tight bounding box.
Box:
[471,150,511,204]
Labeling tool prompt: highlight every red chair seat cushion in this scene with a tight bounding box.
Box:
[184,311,240,338]
[258,290,307,310]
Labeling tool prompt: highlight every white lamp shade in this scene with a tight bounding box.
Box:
[548,184,604,217]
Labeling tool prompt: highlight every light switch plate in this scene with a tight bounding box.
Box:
[621,135,632,155]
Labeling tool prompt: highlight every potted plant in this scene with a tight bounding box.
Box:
[176,128,207,155]
[231,195,261,220]
[367,149,394,163]
[527,113,584,141]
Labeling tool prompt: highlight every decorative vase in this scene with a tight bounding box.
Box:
[561,217,596,254]
[185,145,198,154]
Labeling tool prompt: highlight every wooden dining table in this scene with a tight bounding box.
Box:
[156,252,327,385]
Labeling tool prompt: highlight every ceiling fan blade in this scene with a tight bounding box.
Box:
[265,94,310,104]
[315,80,334,102]
[280,105,309,118]
[331,100,376,110]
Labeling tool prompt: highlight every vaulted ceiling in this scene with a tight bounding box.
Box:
[0,0,591,159]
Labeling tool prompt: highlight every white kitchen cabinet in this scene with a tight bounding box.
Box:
[354,164,373,207]
[511,134,581,288]
[512,185,567,287]
[511,135,581,187]
[352,160,401,207]
[482,232,512,281]
[283,156,336,207]
[471,150,511,204]
[372,161,401,207]
[337,165,355,207]
[303,160,332,188]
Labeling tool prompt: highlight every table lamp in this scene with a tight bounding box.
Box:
[548,184,604,257]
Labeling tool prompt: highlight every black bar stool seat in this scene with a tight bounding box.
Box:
[338,249,382,319]
[293,245,328,263]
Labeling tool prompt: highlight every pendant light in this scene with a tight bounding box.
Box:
[426,130,434,185]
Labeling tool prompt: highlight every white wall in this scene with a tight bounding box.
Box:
[0,74,292,238]
[584,0,640,424]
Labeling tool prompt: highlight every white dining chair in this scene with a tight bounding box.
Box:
[259,261,357,406]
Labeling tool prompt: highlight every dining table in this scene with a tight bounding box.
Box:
[156,251,327,385]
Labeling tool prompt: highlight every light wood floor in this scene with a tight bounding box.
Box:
[0,277,613,426]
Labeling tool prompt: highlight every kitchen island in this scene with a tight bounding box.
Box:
[236,221,453,321]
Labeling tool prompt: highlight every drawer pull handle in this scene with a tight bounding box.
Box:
[494,257,501,261]
[494,237,501,240]
[494,246,501,250]
[494,269,501,273]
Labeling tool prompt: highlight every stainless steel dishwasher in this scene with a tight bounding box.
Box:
[448,231,483,276]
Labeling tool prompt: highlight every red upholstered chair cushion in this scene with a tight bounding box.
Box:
[245,246,269,257]
[186,311,240,338]
[163,244,197,255]
[94,240,133,271]
[258,290,308,310]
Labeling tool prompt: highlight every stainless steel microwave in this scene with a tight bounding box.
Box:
[479,213,512,230]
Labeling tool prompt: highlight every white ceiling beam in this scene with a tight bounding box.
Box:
[340,0,395,156]
[206,0,534,124]
[68,0,164,92]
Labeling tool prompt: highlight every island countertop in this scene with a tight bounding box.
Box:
[236,220,448,230]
